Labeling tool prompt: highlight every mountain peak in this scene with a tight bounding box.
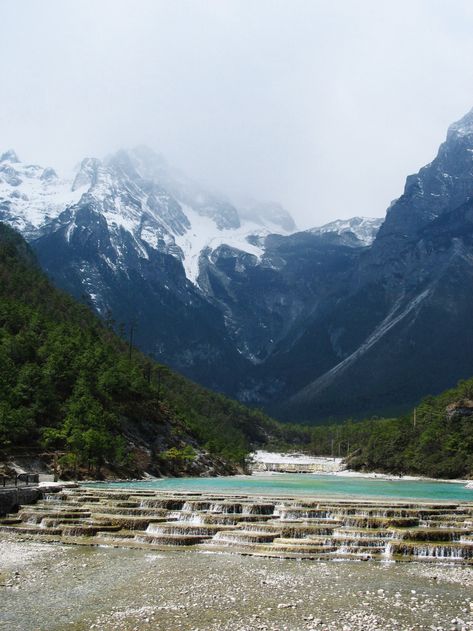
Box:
[447,107,473,140]
[131,144,166,165]
[40,167,58,182]
[237,200,296,233]
[0,149,20,163]
[72,157,101,191]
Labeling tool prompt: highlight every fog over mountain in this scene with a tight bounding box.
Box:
[1,1,473,228]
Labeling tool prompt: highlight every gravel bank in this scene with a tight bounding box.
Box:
[0,538,472,630]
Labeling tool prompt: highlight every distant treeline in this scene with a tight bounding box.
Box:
[308,378,473,479]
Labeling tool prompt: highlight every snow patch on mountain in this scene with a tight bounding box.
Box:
[308,216,383,245]
[175,204,275,284]
[0,152,84,237]
[126,146,241,230]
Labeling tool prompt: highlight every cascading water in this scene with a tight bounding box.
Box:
[2,487,472,562]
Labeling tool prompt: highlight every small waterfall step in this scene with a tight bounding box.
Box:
[0,524,64,536]
[389,541,473,560]
[88,514,170,530]
[145,522,234,537]
[18,510,93,523]
[81,505,170,517]
[61,524,122,537]
[135,533,211,546]
[400,528,469,542]
[276,523,339,537]
[211,530,281,545]
[170,512,273,525]
[259,541,338,555]
[96,529,142,539]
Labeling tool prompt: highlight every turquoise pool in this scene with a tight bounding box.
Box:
[86,473,473,502]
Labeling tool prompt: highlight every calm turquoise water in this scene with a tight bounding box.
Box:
[86,474,473,502]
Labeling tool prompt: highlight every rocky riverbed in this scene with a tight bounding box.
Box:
[1,538,473,630]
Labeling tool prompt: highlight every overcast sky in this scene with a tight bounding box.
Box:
[1,1,473,229]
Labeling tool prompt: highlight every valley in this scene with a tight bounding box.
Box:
[2,109,473,423]
[3,4,473,631]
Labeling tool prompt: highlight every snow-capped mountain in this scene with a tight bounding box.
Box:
[1,145,386,296]
[0,147,297,288]
[0,145,311,392]
[236,199,297,233]
[0,150,84,238]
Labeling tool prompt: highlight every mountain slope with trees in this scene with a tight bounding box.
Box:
[309,377,473,479]
[0,223,290,478]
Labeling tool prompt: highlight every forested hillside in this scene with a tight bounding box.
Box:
[309,379,473,479]
[0,223,287,478]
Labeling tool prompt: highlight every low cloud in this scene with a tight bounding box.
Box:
[1,0,473,228]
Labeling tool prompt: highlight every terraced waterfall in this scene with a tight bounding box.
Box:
[2,487,473,563]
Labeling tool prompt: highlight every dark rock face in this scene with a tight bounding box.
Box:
[0,487,41,517]
[378,108,473,241]
[199,231,361,371]
[279,203,473,421]
[273,109,473,421]
[33,201,247,394]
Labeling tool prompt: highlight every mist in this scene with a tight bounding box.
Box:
[1,0,473,229]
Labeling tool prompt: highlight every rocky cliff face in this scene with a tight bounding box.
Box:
[378,108,473,241]
[275,108,473,421]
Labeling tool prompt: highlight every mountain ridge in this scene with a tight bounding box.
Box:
[276,109,473,421]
